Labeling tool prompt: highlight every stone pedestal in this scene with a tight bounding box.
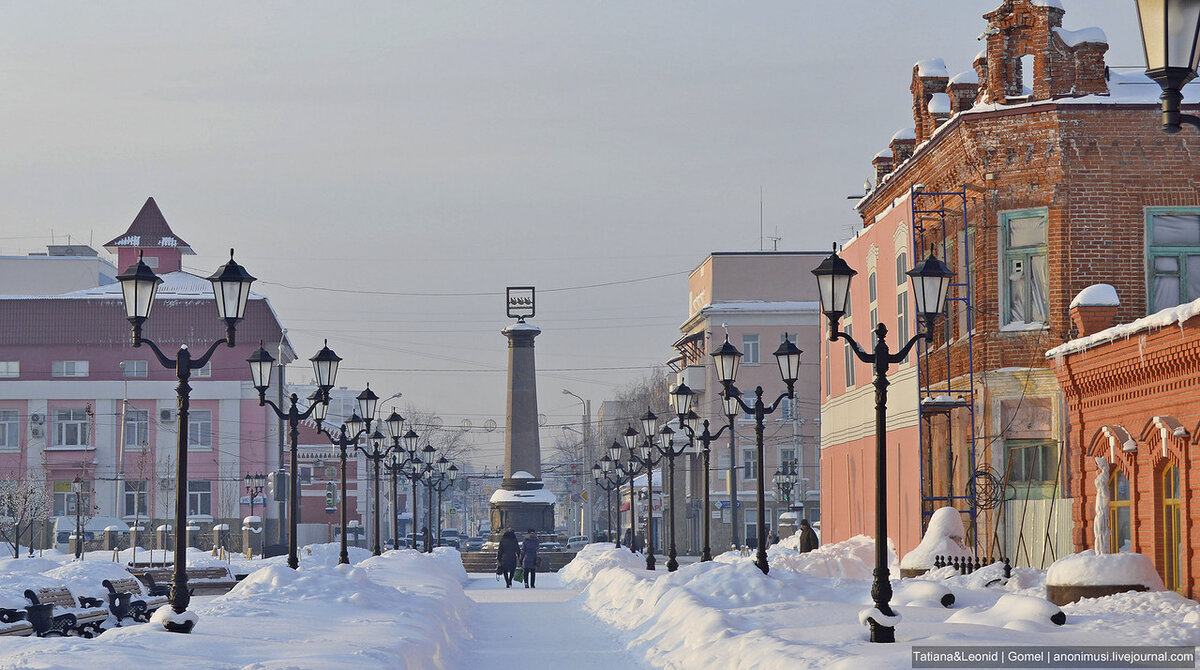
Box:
[242,516,264,556]
[102,527,120,551]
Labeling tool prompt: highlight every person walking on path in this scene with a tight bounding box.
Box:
[519,530,540,588]
[497,529,520,588]
[797,518,819,553]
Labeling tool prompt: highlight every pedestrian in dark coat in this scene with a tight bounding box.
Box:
[797,518,819,553]
[519,530,540,588]
[496,530,520,587]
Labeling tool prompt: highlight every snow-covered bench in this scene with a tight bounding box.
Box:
[0,608,33,637]
[135,566,238,595]
[23,586,108,637]
[102,577,168,623]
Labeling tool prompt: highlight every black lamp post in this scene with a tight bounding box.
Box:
[1135,0,1200,133]
[429,458,457,546]
[248,340,345,570]
[669,383,730,562]
[420,444,438,552]
[812,245,953,644]
[358,428,397,556]
[244,473,266,520]
[627,410,665,571]
[654,423,689,571]
[592,456,620,548]
[618,438,644,554]
[772,461,798,513]
[72,476,83,560]
[312,388,380,564]
[117,248,256,633]
[599,441,634,549]
[710,333,803,576]
[394,429,423,549]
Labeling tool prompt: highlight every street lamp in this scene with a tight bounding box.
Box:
[654,423,689,571]
[1135,0,1200,133]
[772,461,797,512]
[627,410,665,571]
[669,383,730,562]
[312,387,380,564]
[420,444,438,552]
[72,476,83,560]
[358,428,397,556]
[394,428,423,549]
[244,473,266,520]
[429,458,458,546]
[620,432,646,555]
[812,245,953,644]
[710,333,802,575]
[592,455,624,549]
[117,248,255,633]
[721,385,743,549]
[247,340,342,570]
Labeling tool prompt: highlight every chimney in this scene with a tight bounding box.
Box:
[911,59,949,142]
[872,150,895,186]
[928,93,952,131]
[1069,284,1120,337]
[890,128,917,166]
[948,71,980,113]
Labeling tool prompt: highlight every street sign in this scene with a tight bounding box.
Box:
[715,500,743,510]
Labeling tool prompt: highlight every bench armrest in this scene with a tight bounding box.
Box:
[78,596,104,609]
[0,608,26,624]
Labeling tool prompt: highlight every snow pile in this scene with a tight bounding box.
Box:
[1069,283,1119,308]
[900,507,973,570]
[946,593,1065,631]
[1046,551,1165,590]
[767,534,894,579]
[893,580,954,608]
[560,542,646,584]
[1053,26,1107,47]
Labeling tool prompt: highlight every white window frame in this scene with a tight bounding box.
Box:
[741,447,757,481]
[0,410,18,450]
[1147,208,1200,313]
[187,480,212,517]
[123,480,148,517]
[122,360,148,378]
[123,409,150,450]
[193,362,212,378]
[51,360,89,378]
[741,334,760,366]
[53,408,90,447]
[187,409,213,451]
[1000,208,1049,328]
[0,361,19,379]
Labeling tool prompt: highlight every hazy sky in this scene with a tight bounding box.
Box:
[0,1,1145,465]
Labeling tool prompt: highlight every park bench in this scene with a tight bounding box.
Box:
[133,566,239,596]
[23,586,108,637]
[102,577,168,624]
[0,608,33,637]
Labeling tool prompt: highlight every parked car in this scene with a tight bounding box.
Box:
[566,536,589,551]
[464,536,484,551]
[539,540,563,552]
[438,537,461,549]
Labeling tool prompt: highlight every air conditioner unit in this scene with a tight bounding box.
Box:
[159,478,172,490]
[30,413,43,425]
[160,409,175,422]
[30,426,43,438]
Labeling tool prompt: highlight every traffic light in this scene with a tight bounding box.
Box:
[268,470,289,502]
[325,483,337,511]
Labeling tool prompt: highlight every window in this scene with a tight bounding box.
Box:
[895,251,908,286]
[1147,210,1200,312]
[1162,464,1182,592]
[870,308,879,345]
[742,448,757,480]
[780,448,796,469]
[0,362,18,378]
[897,292,910,346]
[124,481,148,517]
[187,480,212,517]
[53,480,87,517]
[123,409,149,450]
[741,335,760,366]
[193,362,212,378]
[1007,440,1057,484]
[868,271,877,302]
[1109,469,1131,553]
[1002,211,1048,326]
[843,324,856,387]
[188,410,212,450]
[51,361,89,378]
[53,409,89,447]
[121,360,148,378]
[779,396,793,421]
[0,410,17,449]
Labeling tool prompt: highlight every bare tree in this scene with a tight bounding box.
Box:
[0,470,51,558]
[401,406,476,464]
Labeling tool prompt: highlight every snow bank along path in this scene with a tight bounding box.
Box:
[462,571,651,670]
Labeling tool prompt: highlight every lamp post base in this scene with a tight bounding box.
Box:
[152,606,198,634]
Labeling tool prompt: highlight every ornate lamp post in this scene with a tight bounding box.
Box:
[668,385,731,562]
[244,473,266,520]
[312,389,379,564]
[812,245,953,643]
[653,423,689,571]
[429,458,458,546]
[710,332,802,575]
[618,437,645,554]
[358,428,398,556]
[247,340,346,570]
[627,410,664,571]
[117,249,256,633]
[1135,0,1200,133]
[420,444,438,552]
[394,429,424,549]
[72,476,83,560]
[592,456,619,548]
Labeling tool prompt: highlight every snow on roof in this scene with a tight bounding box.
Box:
[1069,283,1119,308]
[915,58,948,78]
[1031,0,1064,9]
[974,48,987,62]
[949,69,980,85]
[874,149,893,160]
[29,271,268,301]
[490,488,556,505]
[700,300,820,315]
[891,127,916,142]
[502,322,541,335]
[1046,551,1164,589]
[1047,296,1200,358]
[928,93,951,114]
[1053,26,1107,47]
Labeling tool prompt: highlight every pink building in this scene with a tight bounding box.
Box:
[0,198,296,548]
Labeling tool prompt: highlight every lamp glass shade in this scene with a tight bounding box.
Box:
[246,345,276,390]
[370,430,386,450]
[254,473,267,488]
[811,248,857,318]
[207,249,256,321]
[710,336,742,384]
[683,410,700,434]
[669,383,695,416]
[243,474,252,488]
[448,464,458,481]
[639,408,657,438]
[773,335,803,385]
[345,412,364,438]
[658,425,675,449]
[309,341,342,389]
[437,456,450,473]
[600,454,614,473]
[608,441,623,462]
[907,251,955,319]
[722,386,742,418]
[1137,0,1200,72]
[623,426,639,452]
[592,463,602,480]
[636,439,651,461]
[403,428,420,453]
[422,444,437,459]
[116,255,162,321]
[385,410,405,439]
[356,385,379,421]
[310,394,329,423]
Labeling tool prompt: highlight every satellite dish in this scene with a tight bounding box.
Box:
[484,419,497,432]
[460,419,472,431]
[538,413,547,427]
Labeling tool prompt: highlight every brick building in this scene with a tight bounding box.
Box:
[820,0,1199,565]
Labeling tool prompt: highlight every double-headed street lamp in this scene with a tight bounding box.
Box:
[811,245,953,644]
[654,423,690,572]
[427,456,458,547]
[772,461,798,513]
[709,333,803,575]
[382,416,421,551]
[248,340,347,570]
[358,427,399,556]
[667,385,732,562]
[312,391,385,564]
[1135,0,1200,133]
[244,473,266,520]
[624,412,665,571]
[117,248,256,633]
[592,453,627,549]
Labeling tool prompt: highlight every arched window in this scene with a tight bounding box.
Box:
[1162,464,1182,592]
[1109,469,1131,553]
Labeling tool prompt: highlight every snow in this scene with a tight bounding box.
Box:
[946,593,1064,630]
[927,92,951,114]
[873,149,892,160]
[701,300,820,315]
[512,470,535,479]
[900,506,973,570]
[1070,283,1119,308]
[949,69,979,86]
[1031,0,1064,9]
[890,127,916,142]
[915,58,948,78]
[490,487,556,504]
[502,322,541,334]
[1054,26,1107,47]
[1048,295,1200,357]
[1046,551,1165,590]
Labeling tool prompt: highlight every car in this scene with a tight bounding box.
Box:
[539,540,563,552]
[438,537,461,549]
[566,536,589,551]
[464,536,484,551]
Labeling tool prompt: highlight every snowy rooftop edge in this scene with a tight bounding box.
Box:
[1047,296,1200,358]
[0,271,268,301]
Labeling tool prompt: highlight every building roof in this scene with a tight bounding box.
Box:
[103,197,194,254]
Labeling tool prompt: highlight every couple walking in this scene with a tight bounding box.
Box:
[496,529,539,588]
